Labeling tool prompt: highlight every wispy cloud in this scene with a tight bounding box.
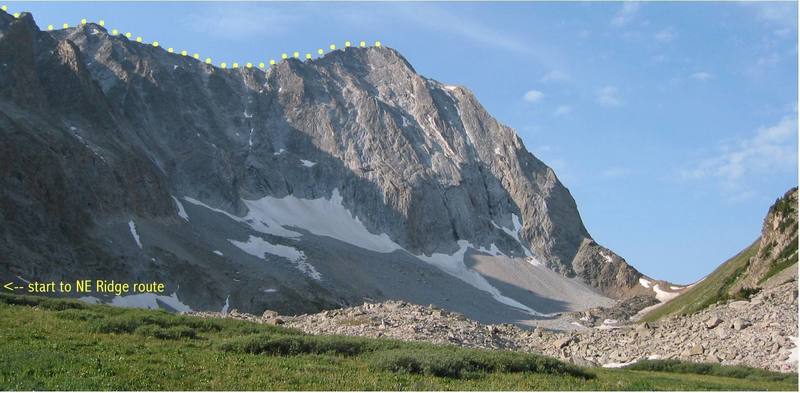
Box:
[611,2,641,27]
[540,70,570,83]
[553,105,572,116]
[395,4,532,56]
[681,114,798,187]
[654,28,675,43]
[523,89,544,103]
[690,72,714,81]
[601,167,633,179]
[596,86,623,107]
[182,6,299,40]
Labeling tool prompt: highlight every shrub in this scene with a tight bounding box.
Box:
[624,359,796,382]
[369,348,593,379]
[218,334,401,356]
[134,324,197,340]
[0,293,86,311]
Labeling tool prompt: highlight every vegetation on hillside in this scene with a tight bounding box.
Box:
[0,293,796,390]
[639,242,758,322]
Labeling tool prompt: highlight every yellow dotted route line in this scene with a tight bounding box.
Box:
[1,6,382,70]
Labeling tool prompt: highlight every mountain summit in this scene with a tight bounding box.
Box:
[0,11,660,323]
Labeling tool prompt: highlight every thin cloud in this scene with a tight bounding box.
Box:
[395,5,532,56]
[611,2,640,27]
[523,90,544,103]
[553,105,572,116]
[601,167,633,179]
[540,70,571,83]
[654,28,675,43]
[596,86,623,107]
[690,72,714,81]
[681,114,798,186]
[182,6,299,40]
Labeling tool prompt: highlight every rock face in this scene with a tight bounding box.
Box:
[1,11,651,319]
[734,188,798,291]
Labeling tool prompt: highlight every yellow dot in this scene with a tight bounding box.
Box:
[205,58,212,64]
[232,62,239,69]
[281,53,288,59]
[305,53,312,59]
[193,53,199,59]
[246,62,253,68]
[167,47,173,53]
[152,41,159,47]
[258,62,265,68]
[317,48,324,55]
[125,32,132,38]
[1,6,6,12]
[63,23,70,28]
[111,29,118,35]
[375,41,381,47]
[98,20,105,27]
[136,37,142,43]
[12,12,19,18]
[180,50,187,56]
[359,41,366,47]
[47,24,54,31]
[80,19,87,25]
[293,51,299,58]
[220,62,227,69]
[329,44,336,50]
[345,41,351,47]
[269,59,276,65]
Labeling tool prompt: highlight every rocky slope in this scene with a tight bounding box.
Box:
[639,188,798,322]
[188,277,797,373]
[2,10,658,321]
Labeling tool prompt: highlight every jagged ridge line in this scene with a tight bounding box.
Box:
[1,5,382,70]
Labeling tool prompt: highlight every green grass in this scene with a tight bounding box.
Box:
[640,242,758,322]
[0,294,796,390]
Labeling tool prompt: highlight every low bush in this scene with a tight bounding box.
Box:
[134,324,197,340]
[369,348,594,379]
[624,359,796,382]
[218,333,402,356]
[0,293,86,311]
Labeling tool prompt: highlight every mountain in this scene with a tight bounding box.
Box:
[640,187,798,322]
[0,11,657,323]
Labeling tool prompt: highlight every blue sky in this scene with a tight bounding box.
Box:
[8,1,798,283]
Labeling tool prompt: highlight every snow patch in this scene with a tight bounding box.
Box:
[263,288,278,293]
[172,196,189,221]
[652,284,680,302]
[639,277,652,288]
[221,295,230,315]
[184,196,301,238]
[78,296,101,304]
[213,250,223,256]
[603,360,637,368]
[299,159,317,168]
[229,235,321,280]
[110,292,192,312]
[444,85,458,91]
[416,240,548,316]
[273,148,285,156]
[491,214,533,257]
[15,276,30,284]
[128,220,142,248]
[670,285,684,290]
[240,189,401,253]
[599,251,613,263]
